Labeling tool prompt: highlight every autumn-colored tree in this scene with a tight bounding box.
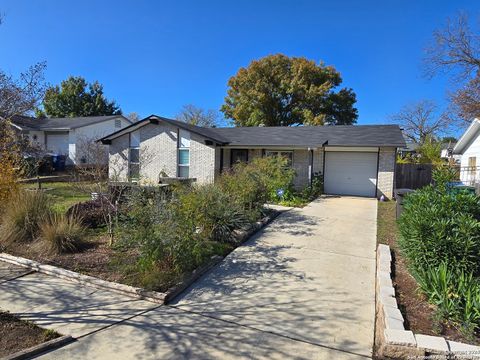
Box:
[221,54,358,127]
[36,76,121,118]
[0,62,47,202]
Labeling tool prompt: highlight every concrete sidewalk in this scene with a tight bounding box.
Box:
[0,196,377,359]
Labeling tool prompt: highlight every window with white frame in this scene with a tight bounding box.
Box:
[265,150,293,166]
[129,131,140,180]
[178,129,190,178]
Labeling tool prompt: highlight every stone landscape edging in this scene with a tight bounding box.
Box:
[374,243,480,359]
[1,335,74,360]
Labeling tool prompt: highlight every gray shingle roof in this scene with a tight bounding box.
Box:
[10,115,129,130]
[99,114,406,148]
[209,124,406,148]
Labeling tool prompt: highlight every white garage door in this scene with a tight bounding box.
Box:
[324,151,378,197]
[46,133,69,155]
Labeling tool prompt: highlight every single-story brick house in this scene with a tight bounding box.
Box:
[99,115,406,198]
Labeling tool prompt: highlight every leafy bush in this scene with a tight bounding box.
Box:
[174,185,250,243]
[39,213,86,254]
[432,166,458,192]
[398,186,480,275]
[219,156,295,214]
[415,263,480,336]
[0,190,51,245]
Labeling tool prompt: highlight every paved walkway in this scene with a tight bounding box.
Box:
[0,196,377,359]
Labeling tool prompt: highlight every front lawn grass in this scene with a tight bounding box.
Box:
[21,182,91,213]
[376,201,398,247]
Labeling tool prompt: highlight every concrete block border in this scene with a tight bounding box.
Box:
[2,335,74,360]
[375,244,480,359]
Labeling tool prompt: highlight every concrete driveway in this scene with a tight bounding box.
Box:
[35,196,377,359]
[170,196,377,358]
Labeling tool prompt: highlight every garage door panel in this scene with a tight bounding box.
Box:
[324,152,378,197]
[46,133,69,155]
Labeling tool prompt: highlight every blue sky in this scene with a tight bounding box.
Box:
[0,0,478,127]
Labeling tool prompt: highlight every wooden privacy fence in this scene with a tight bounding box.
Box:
[395,163,433,190]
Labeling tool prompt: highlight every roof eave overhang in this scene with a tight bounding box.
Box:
[453,118,480,154]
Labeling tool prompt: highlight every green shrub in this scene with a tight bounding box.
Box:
[0,190,52,245]
[398,186,480,275]
[415,263,480,336]
[175,184,250,243]
[39,213,86,254]
[219,156,295,213]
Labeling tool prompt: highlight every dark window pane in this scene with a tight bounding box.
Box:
[231,149,248,164]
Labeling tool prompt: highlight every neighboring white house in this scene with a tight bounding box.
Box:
[9,115,132,165]
[453,118,480,185]
[99,115,406,199]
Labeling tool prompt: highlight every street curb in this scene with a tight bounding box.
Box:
[1,335,74,360]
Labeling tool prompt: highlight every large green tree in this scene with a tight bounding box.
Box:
[36,76,121,118]
[221,54,358,126]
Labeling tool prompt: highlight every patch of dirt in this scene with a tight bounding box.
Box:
[0,311,59,357]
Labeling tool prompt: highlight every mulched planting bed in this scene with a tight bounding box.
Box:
[377,201,480,345]
[0,311,60,357]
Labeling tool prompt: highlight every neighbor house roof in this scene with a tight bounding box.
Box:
[453,118,480,154]
[99,114,406,148]
[8,115,130,131]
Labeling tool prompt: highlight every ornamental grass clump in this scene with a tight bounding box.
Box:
[39,213,86,254]
[0,190,52,245]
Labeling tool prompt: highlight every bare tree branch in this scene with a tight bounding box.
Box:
[0,62,47,119]
[176,104,219,127]
[390,100,453,143]
[424,12,480,80]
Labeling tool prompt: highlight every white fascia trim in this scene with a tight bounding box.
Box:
[453,118,480,154]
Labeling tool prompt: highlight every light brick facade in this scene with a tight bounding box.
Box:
[108,133,129,181]
[377,147,396,199]
[108,124,396,197]
[108,122,217,184]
